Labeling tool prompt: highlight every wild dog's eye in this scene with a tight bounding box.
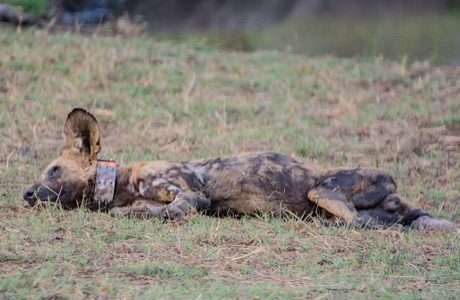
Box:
[48,165,61,178]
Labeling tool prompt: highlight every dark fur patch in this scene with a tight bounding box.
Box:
[315,168,396,210]
[398,209,431,226]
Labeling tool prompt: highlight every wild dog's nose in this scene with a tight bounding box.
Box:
[23,188,38,206]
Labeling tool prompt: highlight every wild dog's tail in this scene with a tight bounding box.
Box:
[398,209,430,226]
[397,198,458,231]
[408,214,458,231]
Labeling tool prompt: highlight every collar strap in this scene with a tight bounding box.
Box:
[94,158,117,205]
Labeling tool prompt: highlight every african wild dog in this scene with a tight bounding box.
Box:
[23,108,457,230]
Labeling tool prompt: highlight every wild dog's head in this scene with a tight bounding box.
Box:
[23,108,100,209]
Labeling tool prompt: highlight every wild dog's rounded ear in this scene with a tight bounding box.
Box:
[64,108,101,160]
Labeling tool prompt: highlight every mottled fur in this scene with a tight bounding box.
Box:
[23,108,457,230]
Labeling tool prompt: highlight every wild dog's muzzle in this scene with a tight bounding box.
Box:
[23,187,38,206]
[23,183,62,206]
[23,183,43,206]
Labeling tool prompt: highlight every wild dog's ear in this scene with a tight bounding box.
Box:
[64,108,101,160]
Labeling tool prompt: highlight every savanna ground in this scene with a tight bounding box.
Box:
[0,24,459,299]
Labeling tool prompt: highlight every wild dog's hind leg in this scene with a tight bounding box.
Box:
[358,194,401,225]
[307,187,359,223]
[308,168,398,227]
[309,168,457,230]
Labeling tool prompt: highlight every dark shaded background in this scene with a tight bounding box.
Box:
[54,0,458,31]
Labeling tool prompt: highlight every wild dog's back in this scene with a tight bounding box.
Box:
[187,152,320,216]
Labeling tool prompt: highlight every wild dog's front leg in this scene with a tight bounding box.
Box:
[138,179,210,220]
[110,191,210,220]
[110,199,164,218]
[155,191,211,220]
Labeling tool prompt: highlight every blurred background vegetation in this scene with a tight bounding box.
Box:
[3,0,460,65]
[2,0,47,14]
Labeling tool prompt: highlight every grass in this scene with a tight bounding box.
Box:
[161,12,460,66]
[0,26,459,299]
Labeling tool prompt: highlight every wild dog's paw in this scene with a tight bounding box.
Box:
[147,205,185,220]
[110,207,133,217]
[349,217,379,230]
[411,216,459,232]
[162,205,186,220]
[322,217,378,229]
[380,194,400,213]
[146,206,166,219]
